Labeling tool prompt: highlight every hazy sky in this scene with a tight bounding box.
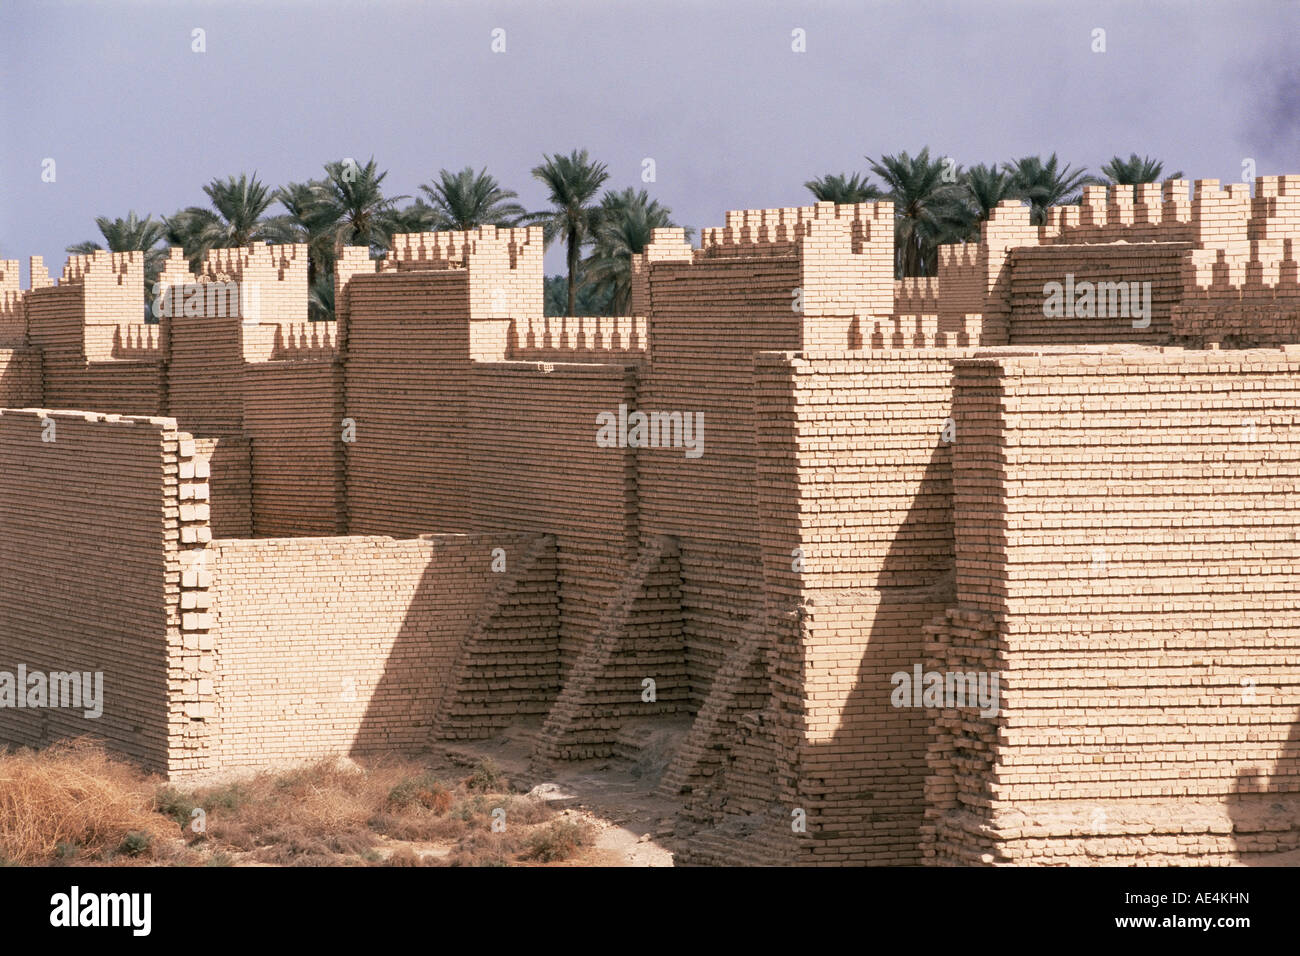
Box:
[2,0,1298,282]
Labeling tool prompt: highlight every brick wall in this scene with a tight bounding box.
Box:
[206,532,555,769]
[343,270,473,534]
[0,348,42,406]
[0,409,213,774]
[1007,244,1192,344]
[241,359,345,536]
[467,362,639,674]
[673,350,964,865]
[925,347,1300,865]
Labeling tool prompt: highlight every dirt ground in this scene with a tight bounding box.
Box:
[427,725,679,867]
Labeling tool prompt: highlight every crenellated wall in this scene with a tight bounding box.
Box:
[2,188,1300,867]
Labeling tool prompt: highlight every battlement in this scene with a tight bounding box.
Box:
[383,225,544,271]
[201,242,308,282]
[698,199,894,258]
[637,200,896,351]
[505,314,647,363]
[0,261,24,347]
[58,249,146,287]
[1034,177,1300,252]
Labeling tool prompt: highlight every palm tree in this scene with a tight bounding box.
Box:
[308,273,335,323]
[67,211,168,281]
[419,166,528,230]
[1003,154,1102,225]
[277,179,339,286]
[544,274,611,317]
[804,172,884,204]
[1100,153,1183,185]
[165,172,296,269]
[868,147,969,277]
[527,150,610,315]
[68,211,169,317]
[390,199,440,235]
[963,163,1018,225]
[307,157,408,253]
[582,188,684,315]
[1100,153,1185,202]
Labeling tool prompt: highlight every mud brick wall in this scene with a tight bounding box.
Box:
[343,270,473,534]
[200,243,309,330]
[0,410,214,775]
[467,361,639,675]
[1173,301,1300,348]
[931,200,1042,347]
[242,320,338,362]
[760,351,961,864]
[637,249,802,705]
[1006,243,1192,344]
[167,315,245,431]
[433,535,561,740]
[0,348,42,406]
[242,359,345,536]
[193,433,252,538]
[925,347,1300,865]
[25,282,86,395]
[23,253,165,416]
[42,356,165,418]
[206,532,552,768]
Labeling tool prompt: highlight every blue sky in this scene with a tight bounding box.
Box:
[2,0,1297,281]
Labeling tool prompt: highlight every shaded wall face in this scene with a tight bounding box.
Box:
[207,533,544,768]
[0,349,41,406]
[640,256,804,701]
[1007,244,1192,345]
[344,271,473,535]
[467,363,638,674]
[241,359,345,536]
[754,352,960,864]
[0,410,177,771]
[193,434,252,538]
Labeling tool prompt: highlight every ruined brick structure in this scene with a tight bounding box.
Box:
[1,178,1298,864]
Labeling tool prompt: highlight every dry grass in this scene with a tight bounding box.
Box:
[0,739,176,865]
[521,819,595,863]
[0,744,586,867]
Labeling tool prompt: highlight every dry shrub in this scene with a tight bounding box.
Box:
[386,772,454,813]
[369,809,468,843]
[196,757,479,862]
[442,830,521,867]
[250,823,374,865]
[521,819,594,863]
[196,759,387,856]
[464,758,505,793]
[382,847,437,867]
[507,795,558,827]
[0,739,176,865]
